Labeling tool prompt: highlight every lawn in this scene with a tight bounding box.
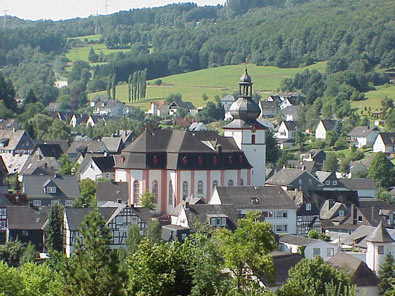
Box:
[88,62,327,110]
[68,34,102,42]
[66,43,129,63]
[351,84,395,111]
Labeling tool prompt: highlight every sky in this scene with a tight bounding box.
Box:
[0,0,226,21]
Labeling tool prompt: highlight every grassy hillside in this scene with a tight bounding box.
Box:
[351,84,395,111]
[88,62,327,110]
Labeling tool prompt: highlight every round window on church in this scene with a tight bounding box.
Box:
[182,156,188,165]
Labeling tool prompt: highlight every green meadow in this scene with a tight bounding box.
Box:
[351,84,395,111]
[88,62,327,110]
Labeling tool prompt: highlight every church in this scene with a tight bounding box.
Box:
[114,70,267,214]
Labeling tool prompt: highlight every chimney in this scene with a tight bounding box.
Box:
[216,144,222,154]
[184,202,190,209]
[351,204,356,224]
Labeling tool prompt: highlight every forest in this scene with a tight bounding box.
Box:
[0,0,393,111]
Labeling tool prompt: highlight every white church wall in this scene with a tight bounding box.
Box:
[115,169,127,182]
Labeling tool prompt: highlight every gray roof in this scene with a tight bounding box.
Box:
[327,252,379,287]
[278,234,314,246]
[367,220,394,243]
[266,169,319,186]
[286,160,316,173]
[0,192,11,207]
[224,118,267,129]
[0,130,33,151]
[7,206,49,230]
[169,101,195,110]
[315,171,333,183]
[282,121,298,131]
[270,251,303,286]
[64,207,117,230]
[281,105,299,116]
[320,200,346,220]
[23,175,80,199]
[377,132,395,146]
[92,156,115,172]
[348,126,378,137]
[96,181,128,203]
[339,178,377,190]
[320,119,337,131]
[102,137,123,153]
[358,200,395,227]
[213,186,297,209]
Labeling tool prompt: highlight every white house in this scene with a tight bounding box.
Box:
[209,186,298,235]
[78,156,115,181]
[275,121,298,139]
[366,221,394,274]
[63,205,152,257]
[147,100,170,117]
[315,119,337,140]
[348,126,379,148]
[339,178,377,198]
[372,132,395,155]
[279,234,339,261]
[92,99,126,117]
[281,105,299,122]
[221,95,235,120]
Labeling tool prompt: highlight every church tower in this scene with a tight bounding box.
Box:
[224,69,267,186]
[366,221,394,273]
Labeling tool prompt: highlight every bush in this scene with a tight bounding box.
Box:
[154,79,162,86]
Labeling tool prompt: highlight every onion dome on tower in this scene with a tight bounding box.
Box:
[226,68,266,129]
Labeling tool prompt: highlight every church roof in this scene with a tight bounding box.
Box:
[117,129,252,171]
[240,68,252,83]
[366,220,394,243]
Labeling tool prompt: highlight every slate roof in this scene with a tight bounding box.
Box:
[281,105,299,116]
[102,137,123,154]
[309,149,325,160]
[7,206,49,230]
[96,181,128,203]
[37,144,63,159]
[0,130,33,151]
[169,101,195,110]
[23,175,80,199]
[278,234,314,246]
[367,220,394,243]
[342,225,395,248]
[358,200,395,227]
[213,186,297,209]
[64,207,117,230]
[183,204,239,232]
[348,126,378,137]
[327,252,379,287]
[315,171,333,183]
[286,160,316,173]
[283,121,298,131]
[269,251,303,286]
[321,119,337,131]
[92,156,115,172]
[339,178,377,190]
[320,200,346,220]
[266,169,320,186]
[0,192,11,207]
[117,129,252,171]
[189,122,207,131]
[45,140,70,154]
[377,132,395,146]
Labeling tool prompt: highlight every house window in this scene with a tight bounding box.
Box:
[325,180,330,185]
[0,221,5,229]
[333,180,337,185]
[378,245,384,254]
[327,248,334,258]
[116,217,123,225]
[65,200,73,207]
[228,179,234,186]
[212,180,218,189]
[152,180,158,204]
[276,211,288,218]
[0,209,6,216]
[298,179,302,185]
[275,224,288,233]
[168,181,173,205]
[46,187,57,194]
[306,203,311,211]
[197,181,204,195]
[263,211,274,218]
[33,200,41,207]
[313,248,321,257]
[22,230,28,236]
[358,216,363,222]
[339,210,344,217]
[182,181,188,200]
[133,180,140,204]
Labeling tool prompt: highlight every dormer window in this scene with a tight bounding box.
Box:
[339,210,344,217]
[46,187,57,194]
[209,217,227,226]
[120,156,125,163]
[182,156,188,166]
[306,203,311,211]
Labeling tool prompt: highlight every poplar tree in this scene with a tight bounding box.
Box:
[45,203,64,253]
[112,74,116,99]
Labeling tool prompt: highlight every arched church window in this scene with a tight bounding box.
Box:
[228,180,234,186]
[168,180,173,205]
[197,181,204,195]
[152,180,158,204]
[133,180,140,204]
[182,181,188,200]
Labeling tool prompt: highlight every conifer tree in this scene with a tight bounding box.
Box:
[378,253,395,296]
[128,74,132,102]
[60,209,126,296]
[112,74,116,99]
[45,203,64,253]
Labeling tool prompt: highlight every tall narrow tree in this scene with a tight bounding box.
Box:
[45,203,64,253]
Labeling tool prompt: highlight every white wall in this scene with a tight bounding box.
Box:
[315,121,326,139]
[304,241,339,261]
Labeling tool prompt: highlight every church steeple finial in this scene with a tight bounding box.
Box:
[239,68,252,97]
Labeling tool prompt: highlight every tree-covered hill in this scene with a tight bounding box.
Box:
[0,0,393,108]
